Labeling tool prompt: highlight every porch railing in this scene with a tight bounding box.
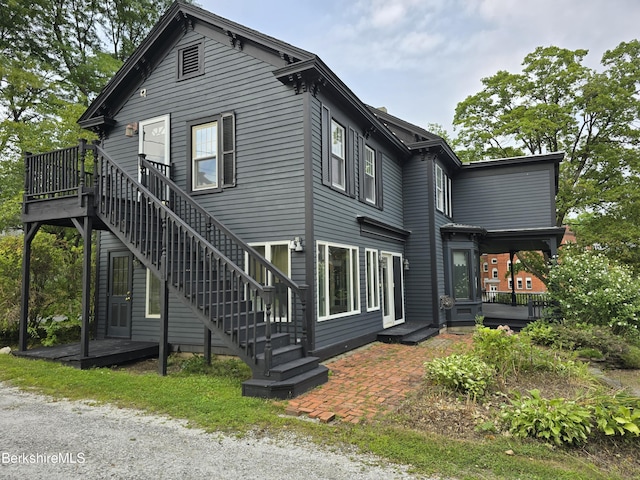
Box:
[24,143,94,202]
[89,143,303,375]
[482,291,550,320]
[138,155,309,350]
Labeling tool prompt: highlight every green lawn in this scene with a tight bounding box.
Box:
[0,354,625,480]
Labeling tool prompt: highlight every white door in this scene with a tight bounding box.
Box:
[381,252,405,328]
[139,115,170,199]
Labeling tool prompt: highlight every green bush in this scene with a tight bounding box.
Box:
[39,317,82,347]
[547,246,640,333]
[591,395,640,437]
[502,389,592,446]
[425,353,494,399]
[521,320,558,346]
[620,345,640,369]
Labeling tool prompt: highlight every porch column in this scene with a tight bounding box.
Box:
[203,325,211,365]
[19,222,40,351]
[80,216,93,358]
[158,280,169,375]
[509,250,517,306]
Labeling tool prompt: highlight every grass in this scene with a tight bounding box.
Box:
[0,353,629,480]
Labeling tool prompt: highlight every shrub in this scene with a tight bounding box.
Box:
[425,353,494,399]
[589,394,640,438]
[39,316,82,347]
[502,389,592,446]
[620,345,640,369]
[472,325,518,377]
[547,246,640,333]
[521,319,558,346]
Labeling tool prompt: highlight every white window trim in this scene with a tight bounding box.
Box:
[331,120,346,191]
[145,269,160,319]
[365,248,380,312]
[435,163,452,216]
[491,258,498,264]
[191,120,219,191]
[246,241,292,320]
[526,277,533,290]
[517,278,523,290]
[492,268,498,279]
[364,145,376,204]
[317,240,360,321]
[483,262,488,272]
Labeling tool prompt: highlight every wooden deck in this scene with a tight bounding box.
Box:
[12,339,159,369]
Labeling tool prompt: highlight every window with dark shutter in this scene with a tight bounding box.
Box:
[221,113,235,187]
[178,42,203,81]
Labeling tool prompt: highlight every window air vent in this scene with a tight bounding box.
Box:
[178,42,203,80]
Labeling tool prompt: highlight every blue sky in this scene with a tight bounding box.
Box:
[200,0,640,134]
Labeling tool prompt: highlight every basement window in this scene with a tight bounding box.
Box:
[178,42,204,81]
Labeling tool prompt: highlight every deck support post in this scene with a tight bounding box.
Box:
[19,222,41,351]
[203,326,212,365]
[509,250,517,307]
[79,216,93,358]
[158,215,169,376]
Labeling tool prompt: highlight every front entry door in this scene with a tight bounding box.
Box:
[107,251,133,338]
[381,252,405,328]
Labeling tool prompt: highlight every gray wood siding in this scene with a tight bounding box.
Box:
[453,164,556,230]
[103,28,306,251]
[98,29,308,348]
[402,156,434,325]
[98,232,229,351]
[310,96,407,350]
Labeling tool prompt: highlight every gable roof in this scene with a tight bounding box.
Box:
[77,0,410,154]
[79,1,314,129]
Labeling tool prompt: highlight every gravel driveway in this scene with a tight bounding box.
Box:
[0,383,430,479]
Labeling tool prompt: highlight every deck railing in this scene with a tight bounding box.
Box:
[24,143,94,202]
[482,291,550,320]
[139,155,309,351]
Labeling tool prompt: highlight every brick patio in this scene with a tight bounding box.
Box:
[285,333,473,423]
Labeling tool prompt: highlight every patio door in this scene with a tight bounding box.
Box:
[107,251,133,338]
[381,252,405,328]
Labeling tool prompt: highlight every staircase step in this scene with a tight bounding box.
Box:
[266,356,322,381]
[399,327,440,345]
[257,344,304,365]
[241,365,329,399]
[242,332,290,355]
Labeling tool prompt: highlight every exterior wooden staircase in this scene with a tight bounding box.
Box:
[22,141,328,398]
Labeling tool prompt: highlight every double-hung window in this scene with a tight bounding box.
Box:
[435,164,452,216]
[189,113,235,192]
[364,146,376,204]
[317,242,360,320]
[331,120,346,190]
[365,249,380,311]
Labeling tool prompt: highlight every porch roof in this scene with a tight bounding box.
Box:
[441,223,566,254]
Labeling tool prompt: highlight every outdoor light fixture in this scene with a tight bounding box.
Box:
[125,122,138,137]
[289,236,304,252]
[404,258,410,270]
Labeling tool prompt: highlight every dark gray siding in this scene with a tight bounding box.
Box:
[98,232,229,351]
[453,163,556,229]
[311,95,407,351]
[98,27,308,348]
[402,156,433,326]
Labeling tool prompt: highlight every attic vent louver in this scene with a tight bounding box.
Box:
[178,42,203,81]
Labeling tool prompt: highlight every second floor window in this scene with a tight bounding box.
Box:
[331,120,346,190]
[364,146,376,204]
[435,164,452,216]
[189,112,235,192]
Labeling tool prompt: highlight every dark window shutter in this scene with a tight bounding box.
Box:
[321,105,331,187]
[178,43,203,80]
[347,128,356,198]
[358,135,365,202]
[376,150,384,209]
[221,113,235,187]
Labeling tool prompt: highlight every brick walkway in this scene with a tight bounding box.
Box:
[285,333,472,424]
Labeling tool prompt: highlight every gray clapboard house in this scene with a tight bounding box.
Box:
[18,1,564,398]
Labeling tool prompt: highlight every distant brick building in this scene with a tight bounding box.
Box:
[480,229,576,296]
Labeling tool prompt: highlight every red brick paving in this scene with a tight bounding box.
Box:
[286,333,472,423]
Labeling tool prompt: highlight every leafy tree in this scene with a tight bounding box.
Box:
[453,42,640,229]
[453,41,640,275]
